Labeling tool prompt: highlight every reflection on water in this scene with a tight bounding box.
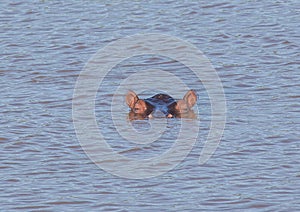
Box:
[128,110,197,120]
[1,0,300,211]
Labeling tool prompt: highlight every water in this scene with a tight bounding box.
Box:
[1,0,300,211]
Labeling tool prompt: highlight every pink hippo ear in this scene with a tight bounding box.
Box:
[175,90,197,113]
[183,90,197,108]
[126,90,139,109]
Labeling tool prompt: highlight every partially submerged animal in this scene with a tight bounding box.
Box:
[126,90,197,120]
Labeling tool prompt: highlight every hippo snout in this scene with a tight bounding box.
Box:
[151,110,166,118]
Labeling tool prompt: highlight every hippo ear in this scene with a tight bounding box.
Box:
[183,90,197,108]
[126,90,139,109]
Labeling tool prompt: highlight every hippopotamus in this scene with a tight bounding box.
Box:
[126,90,197,120]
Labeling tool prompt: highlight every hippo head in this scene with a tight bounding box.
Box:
[126,90,197,119]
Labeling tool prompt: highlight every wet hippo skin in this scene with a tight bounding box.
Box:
[126,90,197,120]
